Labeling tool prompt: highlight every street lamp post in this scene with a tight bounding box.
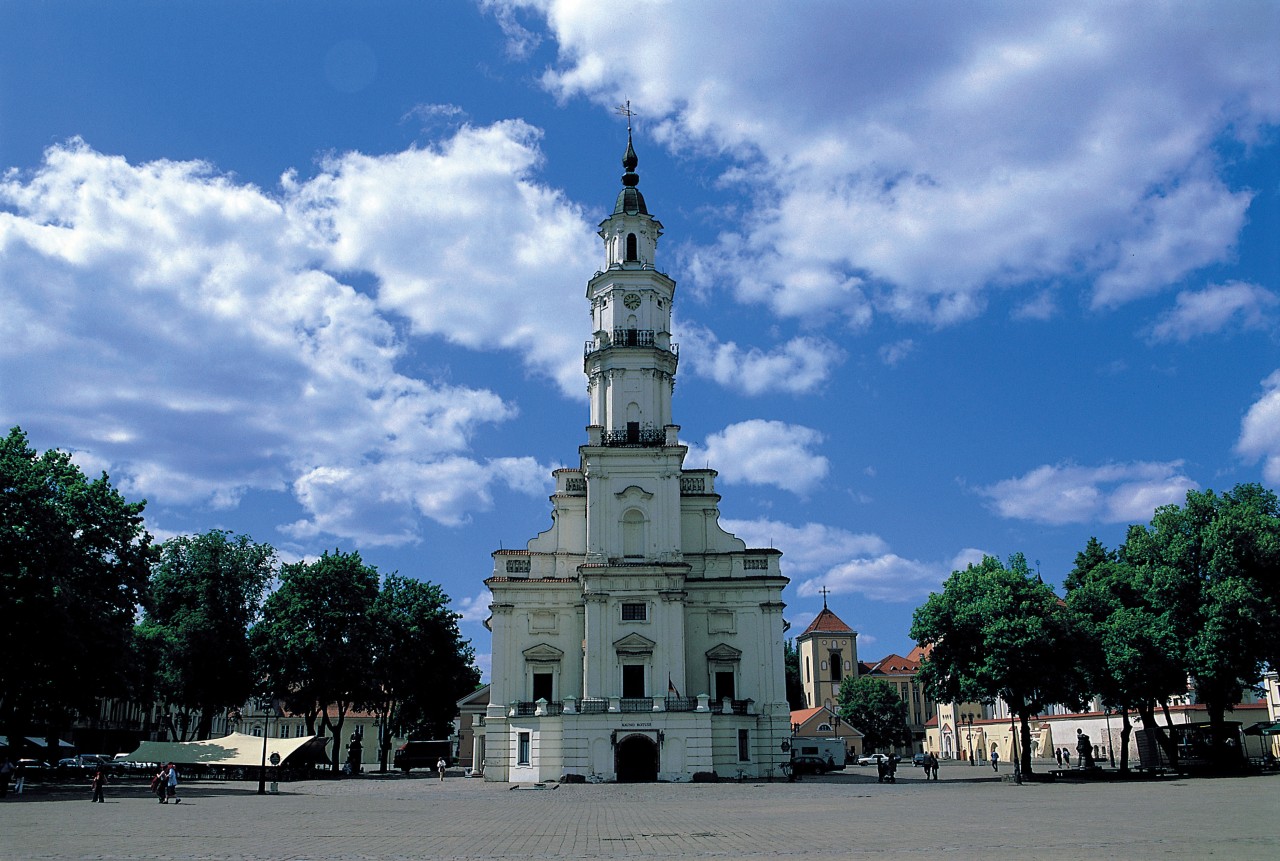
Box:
[258,698,273,796]
[964,713,976,766]
[1010,715,1022,785]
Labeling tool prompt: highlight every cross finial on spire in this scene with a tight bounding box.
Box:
[819,585,830,609]
[615,99,636,134]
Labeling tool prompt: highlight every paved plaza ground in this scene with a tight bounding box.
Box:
[2,762,1276,860]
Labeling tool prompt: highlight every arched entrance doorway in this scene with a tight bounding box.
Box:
[615,734,659,782]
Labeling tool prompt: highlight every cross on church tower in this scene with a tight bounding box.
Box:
[819,585,831,610]
[615,99,637,132]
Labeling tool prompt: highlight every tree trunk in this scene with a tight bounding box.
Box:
[1019,712,1034,775]
[1118,708,1132,773]
[196,710,213,741]
[1137,703,1178,768]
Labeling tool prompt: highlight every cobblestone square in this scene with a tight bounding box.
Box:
[2,764,1276,860]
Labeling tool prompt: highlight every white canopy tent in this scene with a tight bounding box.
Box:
[122,732,328,767]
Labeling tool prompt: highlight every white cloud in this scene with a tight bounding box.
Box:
[0,130,581,546]
[802,554,944,603]
[1148,281,1279,342]
[491,1,1279,324]
[456,591,495,625]
[721,518,888,576]
[725,516,967,603]
[878,339,915,367]
[1012,290,1057,321]
[978,461,1198,525]
[685,420,828,494]
[677,323,843,394]
[285,120,597,396]
[1236,370,1280,484]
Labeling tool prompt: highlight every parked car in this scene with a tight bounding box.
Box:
[858,753,891,766]
[790,754,832,775]
[17,759,52,774]
[912,753,928,767]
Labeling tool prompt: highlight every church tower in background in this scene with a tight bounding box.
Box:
[482,122,791,782]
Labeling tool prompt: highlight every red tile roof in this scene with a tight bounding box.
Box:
[799,607,856,637]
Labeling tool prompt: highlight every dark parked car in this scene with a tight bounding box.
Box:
[912,753,928,767]
[789,754,832,775]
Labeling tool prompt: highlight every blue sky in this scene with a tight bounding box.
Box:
[3,1,1278,678]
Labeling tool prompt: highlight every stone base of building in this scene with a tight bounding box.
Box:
[483,707,790,783]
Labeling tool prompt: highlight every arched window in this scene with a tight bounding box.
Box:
[626,233,638,261]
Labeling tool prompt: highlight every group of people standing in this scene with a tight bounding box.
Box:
[89,761,180,804]
[149,762,180,803]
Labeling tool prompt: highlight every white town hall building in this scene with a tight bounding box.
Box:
[481,130,792,782]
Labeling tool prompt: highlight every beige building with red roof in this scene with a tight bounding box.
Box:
[796,603,859,711]
[797,602,935,754]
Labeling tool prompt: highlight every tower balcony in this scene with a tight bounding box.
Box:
[601,426,666,447]
[584,329,679,357]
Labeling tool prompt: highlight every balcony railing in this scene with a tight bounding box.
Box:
[601,427,666,447]
[578,698,609,714]
[508,695,738,717]
[512,700,564,716]
[584,330,679,357]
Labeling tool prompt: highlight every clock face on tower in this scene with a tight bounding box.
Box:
[623,293,641,310]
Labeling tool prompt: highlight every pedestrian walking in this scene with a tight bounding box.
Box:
[1063,748,1071,768]
[91,767,106,803]
[151,767,167,803]
[166,762,180,803]
[436,757,446,782]
[1055,748,1063,767]
[990,748,999,771]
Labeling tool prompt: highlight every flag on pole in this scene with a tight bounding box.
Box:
[668,675,680,697]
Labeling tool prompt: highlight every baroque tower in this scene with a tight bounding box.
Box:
[483,129,790,783]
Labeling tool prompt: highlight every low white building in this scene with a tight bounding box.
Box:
[482,131,791,783]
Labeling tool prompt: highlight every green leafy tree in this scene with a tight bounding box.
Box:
[138,530,276,740]
[0,427,155,741]
[252,549,379,771]
[783,639,806,711]
[1123,484,1280,769]
[911,553,1091,776]
[366,574,480,770]
[835,676,911,753]
[1064,538,1186,771]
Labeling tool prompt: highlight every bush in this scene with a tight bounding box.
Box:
[691,771,719,783]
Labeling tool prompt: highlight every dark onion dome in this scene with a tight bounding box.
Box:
[613,132,648,215]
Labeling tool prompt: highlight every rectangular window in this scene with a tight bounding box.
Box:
[532,672,553,702]
[621,602,647,621]
[738,729,750,762]
[830,651,843,682]
[622,664,646,698]
[715,671,735,701]
[517,732,531,766]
